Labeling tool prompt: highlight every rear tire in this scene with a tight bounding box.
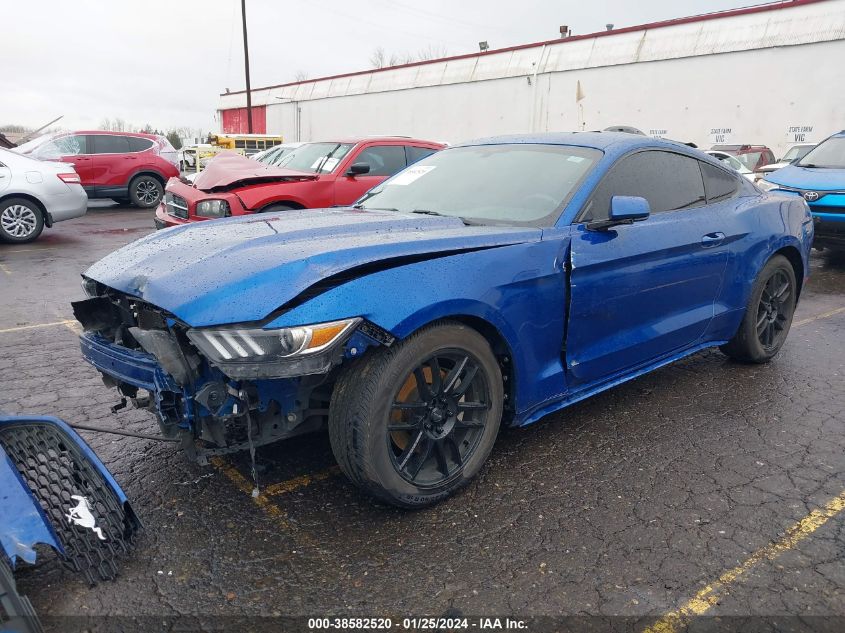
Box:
[720,255,796,363]
[328,322,503,508]
[128,175,163,208]
[0,198,44,244]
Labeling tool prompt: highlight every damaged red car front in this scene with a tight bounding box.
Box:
[154,138,444,229]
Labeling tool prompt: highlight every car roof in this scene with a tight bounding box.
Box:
[456,131,695,153]
[57,130,161,139]
[307,136,444,145]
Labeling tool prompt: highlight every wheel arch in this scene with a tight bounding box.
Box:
[773,244,805,300]
[128,170,167,187]
[258,200,305,212]
[390,309,519,423]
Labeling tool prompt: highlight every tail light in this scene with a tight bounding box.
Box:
[58,173,82,184]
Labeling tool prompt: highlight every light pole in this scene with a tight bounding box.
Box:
[241,0,253,133]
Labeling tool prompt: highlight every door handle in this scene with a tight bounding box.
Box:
[701,232,726,247]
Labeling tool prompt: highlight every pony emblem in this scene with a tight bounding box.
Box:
[66,495,106,541]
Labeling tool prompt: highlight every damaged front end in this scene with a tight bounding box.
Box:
[72,281,383,463]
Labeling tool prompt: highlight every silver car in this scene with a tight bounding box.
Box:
[0,147,87,243]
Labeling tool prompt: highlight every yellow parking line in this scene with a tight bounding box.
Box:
[793,306,845,327]
[3,247,56,253]
[263,466,341,497]
[645,489,845,633]
[210,456,316,546]
[0,319,77,334]
[0,263,11,276]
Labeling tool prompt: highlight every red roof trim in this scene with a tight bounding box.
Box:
[220,0,828,98]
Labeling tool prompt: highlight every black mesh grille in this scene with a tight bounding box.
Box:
[0,423,140,585]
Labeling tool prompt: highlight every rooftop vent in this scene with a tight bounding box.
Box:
[559,25,571,38]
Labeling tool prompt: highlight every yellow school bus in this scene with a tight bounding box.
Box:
[207,134,284,156]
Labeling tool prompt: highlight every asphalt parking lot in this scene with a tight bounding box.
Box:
[2,205,844,632]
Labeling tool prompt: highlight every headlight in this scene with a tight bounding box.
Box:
[186,318,360,379]
[195,199,230,218]
[757,179,779,192]
[81,277,101,297]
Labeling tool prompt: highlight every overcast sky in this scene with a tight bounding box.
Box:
[4,0,759,134]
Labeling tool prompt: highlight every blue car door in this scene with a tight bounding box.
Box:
[566,150,734,387]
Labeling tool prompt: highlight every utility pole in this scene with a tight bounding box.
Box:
[241,0,253,133]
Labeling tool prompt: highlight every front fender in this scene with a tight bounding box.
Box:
[269,238,571,416]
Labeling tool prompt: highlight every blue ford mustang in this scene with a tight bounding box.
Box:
[73,133,813,507]
[758,130,845,252]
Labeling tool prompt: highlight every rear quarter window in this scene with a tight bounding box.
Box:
[700,161,739,203]
[127,137,154,152]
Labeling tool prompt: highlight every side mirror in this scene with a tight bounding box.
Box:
[346,163,370,177]
[587,196,650,231]
[610,195,650,222]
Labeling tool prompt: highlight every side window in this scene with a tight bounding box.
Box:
[127,137,154,152]
[92,135,130,154]
[354,145,407,176]
[700,161,739,203]
[582,151,706,221]
[406,145,437,165]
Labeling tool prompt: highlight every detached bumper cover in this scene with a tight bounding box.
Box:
[0,416,140,585]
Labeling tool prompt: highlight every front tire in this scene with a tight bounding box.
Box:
[0,198,44,243]
[328,322,503,508]
[720,255,797,363]
[128,175,163,208]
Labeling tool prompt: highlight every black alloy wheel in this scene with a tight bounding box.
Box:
[328,322,504,508]
[721,254,797,363]
[756,268,792,351]
[388,351,490,487]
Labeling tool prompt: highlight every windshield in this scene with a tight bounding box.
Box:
[798,137,845,169]
[276,142,354,173]
[12,133,53,154]
[783,145,813,162]
[356,144,601,227]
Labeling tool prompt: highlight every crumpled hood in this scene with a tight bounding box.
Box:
[84,208,542,326]
[765,164,845,191]
[193,152,317,191]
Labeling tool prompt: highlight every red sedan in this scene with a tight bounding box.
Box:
[155,137,444,228]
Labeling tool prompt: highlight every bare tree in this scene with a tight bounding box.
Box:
[415,44,449,61]
[100,117,128,132]
[372,45,447,68]
[294,70,310,82]
[369,47,398,69]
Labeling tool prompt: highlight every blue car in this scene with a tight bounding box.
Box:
[73,133,813,507]
[758,131,845,252]
[1,415,141,631]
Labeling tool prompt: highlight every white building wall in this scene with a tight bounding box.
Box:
[224,0,845,156]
